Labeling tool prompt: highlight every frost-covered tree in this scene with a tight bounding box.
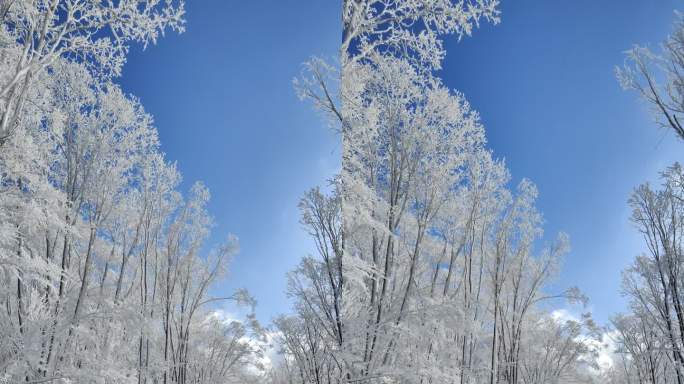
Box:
[0,0,184,145]
[607,11,684,384]
[278,1,594,383]
[341,0,499,69]
[0,7,264,381]
[618,11,684,142]
[518,313,600,384]
[606,164,684,384]
[610,313,672,384]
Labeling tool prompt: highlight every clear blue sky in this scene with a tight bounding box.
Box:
[118,1,682,325]
[440,0,682,323]
[117,2,341,322]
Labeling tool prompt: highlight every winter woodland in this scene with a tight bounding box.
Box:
[0,1,682,383]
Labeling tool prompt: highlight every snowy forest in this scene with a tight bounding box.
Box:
[1,1,684,384]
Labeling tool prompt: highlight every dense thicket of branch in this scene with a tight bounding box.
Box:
[606,164,684,384]
[277,1,598,383]
[0,3,263,383]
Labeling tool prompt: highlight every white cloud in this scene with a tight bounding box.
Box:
[551,308,580,323]
[550,308,618,374]
[594,330,620,373]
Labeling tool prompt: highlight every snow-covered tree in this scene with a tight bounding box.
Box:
[0,0,184,145]
[606,163,684,384]
[279,2,594,383]
[0,7,264,381]
[618,11,684,142]
[607,11,684,384]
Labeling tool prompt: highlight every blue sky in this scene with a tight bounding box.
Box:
[440,0,682,323]
[117,2,341,322]
[118,1,682,325]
